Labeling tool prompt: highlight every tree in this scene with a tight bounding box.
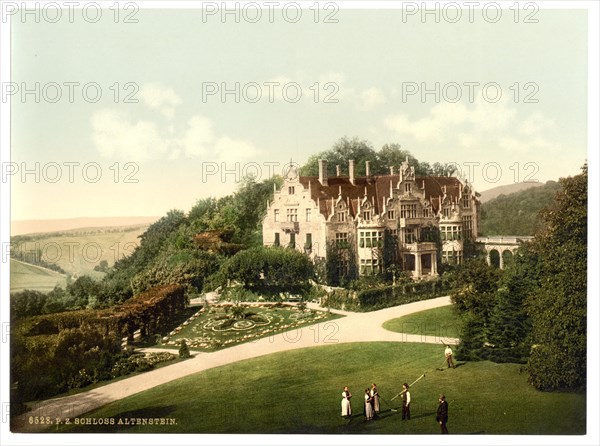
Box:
[301,137,381,176]
[450,259,501,360]
[179,339,191,359]
[525,165,587,390]
[219,246,314,294]
[485,242,538,363]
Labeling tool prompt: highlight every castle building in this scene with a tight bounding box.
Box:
[262,158,480,280]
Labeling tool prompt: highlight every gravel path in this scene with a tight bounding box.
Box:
[13,295,456,432]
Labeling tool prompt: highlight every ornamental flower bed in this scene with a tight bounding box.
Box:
[161,304,336,351]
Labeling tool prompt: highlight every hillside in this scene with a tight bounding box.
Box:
[480,180,562,236]
[11,216,159,236]
[10,259,68,293]
[479,181,544,203]
[10,224,150,283]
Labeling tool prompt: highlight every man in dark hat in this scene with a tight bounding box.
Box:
[436,394,449,434]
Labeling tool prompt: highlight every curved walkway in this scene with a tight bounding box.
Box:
[13,296,456,432]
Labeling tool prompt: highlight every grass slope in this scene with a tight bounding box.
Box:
[383,305,461,339]
[11,224,148,281]
[10,259,67,293]
[50,342,585,435]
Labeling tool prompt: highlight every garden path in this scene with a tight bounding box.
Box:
[13,295,456,432]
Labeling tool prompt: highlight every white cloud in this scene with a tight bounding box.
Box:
[385,97,519,144]
[139,83,182,119]
[518,112,555,136]
[360,87,386,110]
[91,110,168,161]
[91,109,259,163]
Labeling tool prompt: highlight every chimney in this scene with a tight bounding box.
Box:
[365,160,371,177]
[336,165,341,176]
[318,159,328,186]
[349,159,355,185]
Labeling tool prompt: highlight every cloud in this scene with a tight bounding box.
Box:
[518,112,555,136]
[360,87,386,110]
[91,109,259,164]
[91,109,168,161]
[139,83,182,119]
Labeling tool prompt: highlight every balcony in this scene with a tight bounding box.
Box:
[403,242,436,253]
[280,221,299,233]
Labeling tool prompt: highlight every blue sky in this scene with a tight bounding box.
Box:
[8,5,589,220]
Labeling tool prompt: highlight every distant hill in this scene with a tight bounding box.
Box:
[10,259,68,293]
[10,224,150,288]
[479,182,545,204]
[11,216,159,236]
[480,180,562,236]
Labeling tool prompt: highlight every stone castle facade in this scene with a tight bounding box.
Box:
[262,158,480,280]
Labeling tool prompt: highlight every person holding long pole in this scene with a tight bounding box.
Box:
[401,383,411,420]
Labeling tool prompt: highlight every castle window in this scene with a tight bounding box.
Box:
[336,232,348,246]
[387,209,396,220]
[306,208,311,222]
[338,211,346,222]
[463,195,470,209]
[288,232,296,248]
[305,233,312,252]
[274,233,280,246]
[360,258,382,275]
[274,209,279,222]
[286,208,298,222]
[288,186,295,195]
[400,204,417,219]
[363,210,371,221]
[423,207,430,218]
[359,231,383,248]
[462,215,473,239]
[405,183,412,193]
[403,227,416,244]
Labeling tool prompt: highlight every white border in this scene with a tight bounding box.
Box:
[0,1,598,446]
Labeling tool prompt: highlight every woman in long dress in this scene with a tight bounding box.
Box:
[341,386,352,417]
[364,388,374,421]
[371,383,380,415]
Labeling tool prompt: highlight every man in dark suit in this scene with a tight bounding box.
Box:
[436,394,449,434]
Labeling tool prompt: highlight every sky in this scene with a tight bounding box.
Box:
[5,4,590,221]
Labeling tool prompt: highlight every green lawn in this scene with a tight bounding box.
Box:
[383,305,461,339]
[10,259,68,293]
[47,342,585,435]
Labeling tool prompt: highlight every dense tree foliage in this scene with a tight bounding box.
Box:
[525,166,587,390]
[301,137,457,177]
[452,166,587,389]
[214,246,314,295]
[480,181,562,235]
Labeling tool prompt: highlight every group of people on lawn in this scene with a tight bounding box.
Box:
[341,382,411,422]
[340,346,453,433]
[341,385,448,433]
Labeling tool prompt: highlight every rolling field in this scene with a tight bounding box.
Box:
[49,342,586,435]
[10,259,68,293]
[10,224,149,291]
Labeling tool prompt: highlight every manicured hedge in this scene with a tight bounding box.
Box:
[322,278,451,312]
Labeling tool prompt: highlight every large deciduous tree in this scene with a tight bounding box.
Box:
[525,165,587,390]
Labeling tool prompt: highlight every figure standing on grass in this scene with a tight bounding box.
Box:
[445,345,456,369]
[436,394,449,434]
[364,389,374,421]
[370,383,380,416]
[401,383,411,420]
[341,386,352,417]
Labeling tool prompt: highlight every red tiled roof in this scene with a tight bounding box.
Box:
[298,174,465,218]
